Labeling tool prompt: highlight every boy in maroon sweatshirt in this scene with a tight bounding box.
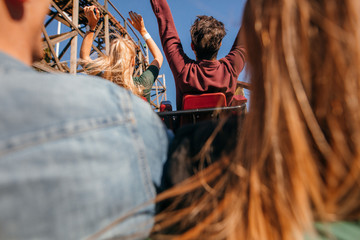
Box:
[150,0,246,110]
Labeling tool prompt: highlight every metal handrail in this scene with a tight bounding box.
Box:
[237,80,251,90]
[157,104,246,117]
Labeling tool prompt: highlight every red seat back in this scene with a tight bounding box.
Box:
[182,93,227,110]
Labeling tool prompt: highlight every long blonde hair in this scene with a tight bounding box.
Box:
[83,34,143,96]
[152,0,360,239]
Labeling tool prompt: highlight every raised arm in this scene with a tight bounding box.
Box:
[150,0,190,77]
[234,26,246,48]
[224,25,247,76]
[79,6,100,62]
[127,11,163,69]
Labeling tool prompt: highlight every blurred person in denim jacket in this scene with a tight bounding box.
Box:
[0,0,168,239]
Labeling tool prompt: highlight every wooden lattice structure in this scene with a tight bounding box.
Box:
[34,0,167,110]
[151,74,167,108]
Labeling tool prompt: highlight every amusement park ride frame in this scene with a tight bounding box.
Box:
[34,0,167,110]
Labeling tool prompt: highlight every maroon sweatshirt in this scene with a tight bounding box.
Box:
[151,0,246,110]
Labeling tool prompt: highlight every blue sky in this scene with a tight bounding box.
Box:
[106,0,248,109]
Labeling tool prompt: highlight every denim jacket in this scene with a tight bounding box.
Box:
[0,52,168,239]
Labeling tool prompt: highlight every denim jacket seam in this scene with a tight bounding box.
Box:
[121,95,156,200]
[0,114,134,158]
[131,123,157,200]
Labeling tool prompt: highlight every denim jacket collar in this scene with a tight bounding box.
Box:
[0,51,33,73]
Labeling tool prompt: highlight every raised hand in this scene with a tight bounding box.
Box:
[127,11,147,36]
[84,5,100,31]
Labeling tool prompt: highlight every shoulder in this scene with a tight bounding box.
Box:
[221,46,247,62]
[146,64,160,72]
[134,65,160,86]
[140,65,160,79]
[0,69,166,144]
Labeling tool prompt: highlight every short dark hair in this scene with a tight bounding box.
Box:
[190,15,226,60]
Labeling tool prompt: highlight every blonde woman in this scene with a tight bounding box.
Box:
[151,0,360,239]
[80,6,163,102]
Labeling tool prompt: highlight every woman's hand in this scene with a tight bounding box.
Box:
[128,11,163,69]
[80,5,100,61]
[128,11,147,36]
[84,5,100,31]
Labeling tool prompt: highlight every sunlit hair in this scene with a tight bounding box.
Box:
[151,0,360,239]
[190,15,226,60]
[82,34,143,96]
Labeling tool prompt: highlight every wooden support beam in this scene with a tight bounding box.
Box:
[46,0,73,27]
[150,101,157,109]
[155,77,159,108]
[51,30,78,44]
[104,0,110,55]
[162,74,167,100]
[155,77,165,88]
[42,26,65,72]
[45,11,58,27]
[61,0,73,11]
[42,30,78,49]
[59,38,72,61]
[91,1,127,35]
[51,0,103,56]
[53,14,71,27]
[70,0,78,74]
[51,1,78,30]
[33,60,63,73]
[134,67,141,77]
[89,1,140,51]
[106,0,141,43]
[94,21,103,40]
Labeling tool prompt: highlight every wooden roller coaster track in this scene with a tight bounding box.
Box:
[34,0,167,110]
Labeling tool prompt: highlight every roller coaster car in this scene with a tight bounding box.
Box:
[157,92,247,132]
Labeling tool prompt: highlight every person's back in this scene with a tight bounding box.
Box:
[0,51,168,240]
[0,0,168,239]
[151,0,246,109]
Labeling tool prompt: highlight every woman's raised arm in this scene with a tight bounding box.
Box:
[128,11,164,69]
